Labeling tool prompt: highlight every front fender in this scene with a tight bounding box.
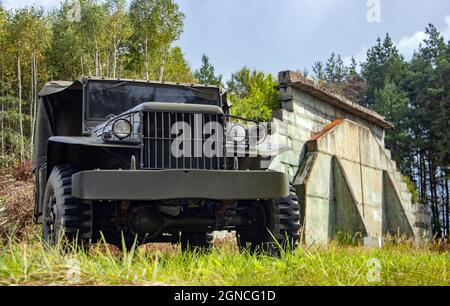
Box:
[46,137,140,178]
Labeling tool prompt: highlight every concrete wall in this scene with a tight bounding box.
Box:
[269,71,431,244]
[269,76,385,183]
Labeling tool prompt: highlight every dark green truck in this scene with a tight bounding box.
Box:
[33,77,300,252]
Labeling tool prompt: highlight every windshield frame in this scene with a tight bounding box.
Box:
[82,79,223,132]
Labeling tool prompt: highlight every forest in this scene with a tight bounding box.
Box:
[0,0,448,237]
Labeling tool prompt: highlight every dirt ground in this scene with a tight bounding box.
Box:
[0,162,35,240]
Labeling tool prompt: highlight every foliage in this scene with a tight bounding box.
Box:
[128,0,185,80]
[361,34,407,107]
[0,0,193,167]
[373,80,410,164]
[402,176,419,204]
[227,67,279,122]
[194,54,223,86]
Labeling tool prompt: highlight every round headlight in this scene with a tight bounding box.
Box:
[229,124,247,143]
[112,119,132,139]
[249,124,267,144]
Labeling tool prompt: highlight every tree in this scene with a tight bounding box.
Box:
[0,3,7,159]
[325,52,347,83]
[162,46,195,83]
[341,57,367,105]
[4,7,49,161]
[404,25,450,235]
[361,34,407,107]
[312,61,325,80]
[227,67,279,122]
[373,80,410,164]
[194,54,223,86]
[103,0,132,78]
[152,0,184,81]
[129,0,184,80]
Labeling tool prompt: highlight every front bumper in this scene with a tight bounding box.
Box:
[71,170,289,201]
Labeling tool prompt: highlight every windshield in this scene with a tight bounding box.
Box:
[86,81,220,120]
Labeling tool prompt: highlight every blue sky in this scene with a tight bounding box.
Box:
[3,0,450,81]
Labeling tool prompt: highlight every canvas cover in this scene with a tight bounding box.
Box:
[33,80,83,170]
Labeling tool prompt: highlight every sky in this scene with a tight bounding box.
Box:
[3,0,450,81]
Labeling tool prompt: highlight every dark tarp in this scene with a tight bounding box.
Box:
[33,80,83,170]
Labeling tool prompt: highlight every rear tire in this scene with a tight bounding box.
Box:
[237,186,301,255]
[42,165,92,249]
[180,232,214,251]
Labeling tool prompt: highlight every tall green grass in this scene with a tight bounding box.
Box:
[0,230,448,286]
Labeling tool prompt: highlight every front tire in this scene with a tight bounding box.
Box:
[42,165,92,249]
[237,186,301,254]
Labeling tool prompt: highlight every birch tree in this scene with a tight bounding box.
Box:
[129,0,184,80]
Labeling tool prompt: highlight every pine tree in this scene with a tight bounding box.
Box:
[361,34,406,107]
[312,61,325,80]
[324,52,347,83]
[194,54,223,86]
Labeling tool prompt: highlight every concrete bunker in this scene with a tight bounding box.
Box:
[269,71,431,244]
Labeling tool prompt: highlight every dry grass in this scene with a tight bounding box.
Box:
[0,162,35,240]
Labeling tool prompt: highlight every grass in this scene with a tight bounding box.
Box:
[0,165,449,286]
[0,229,449,286]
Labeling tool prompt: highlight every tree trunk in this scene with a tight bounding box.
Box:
[1,89,4,159]
[419,153,427,203]
[1,69,4,159]
[96,51,100,77]
[159,47,167,82]
[113,37,120,79]
[428,155,440,236]
[81,56,84,76]
[144,36,149,80]
[440,174,446,236]
[17,56,24,163]
[31,55,38,158]
[30,54,34,157]
[444,171,449,236]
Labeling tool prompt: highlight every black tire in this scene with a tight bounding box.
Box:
[180,232,214,251]
[42,165,92,249]
[237,186,301,255]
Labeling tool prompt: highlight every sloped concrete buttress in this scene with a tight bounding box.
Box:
[382,171,414,237]
[332,156,368,239]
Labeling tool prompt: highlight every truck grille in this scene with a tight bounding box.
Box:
[142,111,226,170]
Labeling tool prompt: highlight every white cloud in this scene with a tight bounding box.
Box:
[444,15,450,40]
[397,31,428,59]
[346,15,450,64]
[397,15,450,59]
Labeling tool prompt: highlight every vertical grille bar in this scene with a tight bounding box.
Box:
[147,112,150,168]
[167,113,172,169]
[189,114,195,169]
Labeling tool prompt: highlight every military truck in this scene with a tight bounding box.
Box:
[33,77,300,252]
